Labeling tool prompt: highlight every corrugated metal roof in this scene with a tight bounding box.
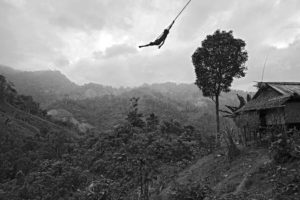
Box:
[237,82,300,112]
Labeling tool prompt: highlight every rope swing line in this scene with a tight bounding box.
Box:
[139,0,192,49]
[173,0,192,22]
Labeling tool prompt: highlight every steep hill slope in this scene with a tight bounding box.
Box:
[156,147,300,200]
[0,101,77,137]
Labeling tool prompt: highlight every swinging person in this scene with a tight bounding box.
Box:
[138,0,191,49]
[139,21,175,49]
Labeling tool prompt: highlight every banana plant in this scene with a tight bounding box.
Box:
[220,94,251,118]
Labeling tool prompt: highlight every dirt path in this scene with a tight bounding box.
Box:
[156,148,270,200]
[158,153,217,200]
[233,153,270,194]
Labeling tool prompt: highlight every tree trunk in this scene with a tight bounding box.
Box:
[143,181,149,200]
[215,95,220,144]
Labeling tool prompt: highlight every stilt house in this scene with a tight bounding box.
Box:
[236,82,300,130]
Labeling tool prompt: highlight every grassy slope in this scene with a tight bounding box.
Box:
[0,101,77,138]
[157,147,300,200]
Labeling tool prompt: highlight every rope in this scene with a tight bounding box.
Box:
[173,0,192,22]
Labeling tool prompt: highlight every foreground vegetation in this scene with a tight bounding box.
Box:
[0,76,214,199]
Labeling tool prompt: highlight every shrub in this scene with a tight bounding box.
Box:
[269,131,300,163]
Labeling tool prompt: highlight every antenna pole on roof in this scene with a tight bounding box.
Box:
[261,53,269,82]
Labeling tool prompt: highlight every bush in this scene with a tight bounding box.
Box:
[269,131,300,163]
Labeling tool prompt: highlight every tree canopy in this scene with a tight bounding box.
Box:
[192,30,248,98]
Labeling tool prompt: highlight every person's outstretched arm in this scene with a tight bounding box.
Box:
[167,20,175,30]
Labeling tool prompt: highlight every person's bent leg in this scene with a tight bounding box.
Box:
[158,40,165,49]
[139,44,150,48]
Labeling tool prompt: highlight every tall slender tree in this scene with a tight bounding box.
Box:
[192,30,248,141]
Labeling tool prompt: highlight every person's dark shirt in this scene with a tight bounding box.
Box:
[155,29,169,44]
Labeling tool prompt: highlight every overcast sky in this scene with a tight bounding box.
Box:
[1,0,300,91]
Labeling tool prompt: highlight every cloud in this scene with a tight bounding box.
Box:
[0,0,300,90]
[95,44,138,59]
[0,0,64,69]
[263,39,300,80]
[67,46,195,87]
[28,0,135,32]
[54,56,70,68]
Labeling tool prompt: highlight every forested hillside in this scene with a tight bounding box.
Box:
[0,65,249,134]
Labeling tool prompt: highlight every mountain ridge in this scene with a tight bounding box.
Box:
[0,65,250,133]
[0,65,250,106]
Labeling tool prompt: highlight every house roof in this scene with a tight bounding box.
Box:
[238,82,300,112]
[261,82,300,96]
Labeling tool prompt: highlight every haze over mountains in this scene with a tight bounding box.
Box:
[0,65,249,132]
[0,65,125,105]
[0,65,248,105]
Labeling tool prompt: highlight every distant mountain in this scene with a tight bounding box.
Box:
[0,65,250,105]
[0,65,77,105]
[68,83,128,99]
[1,65,251,132]
[0,65,126,106]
